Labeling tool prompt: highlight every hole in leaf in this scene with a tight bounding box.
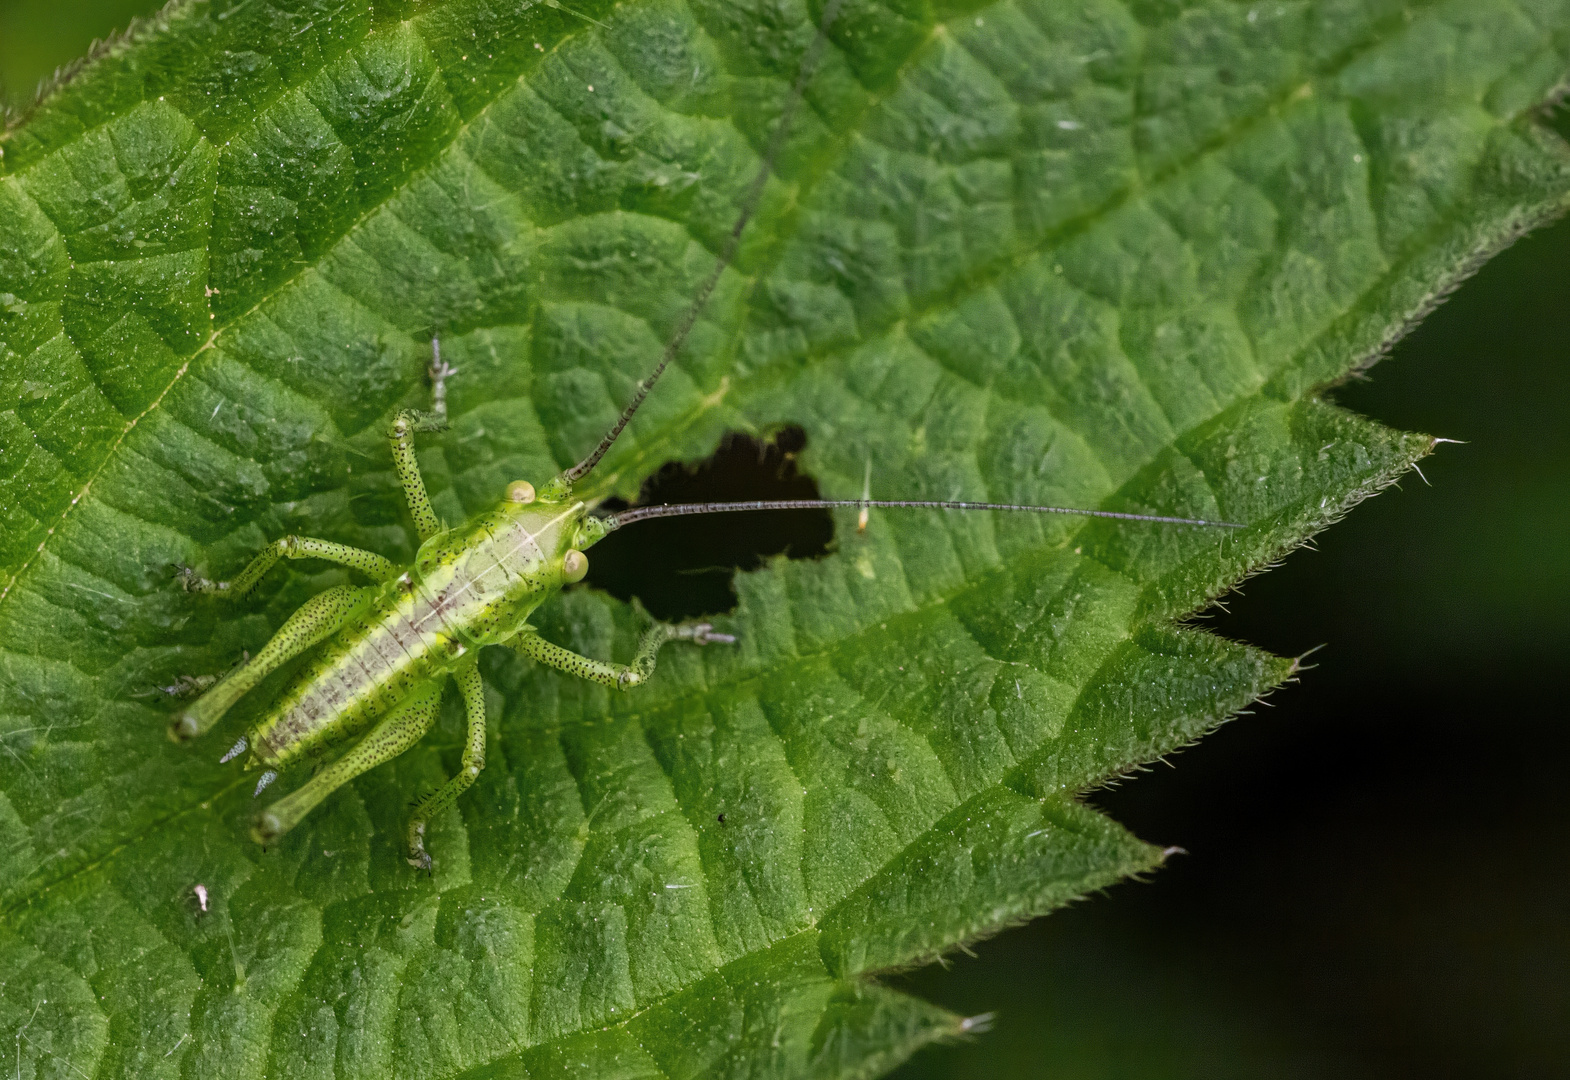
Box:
[583,426,835,621]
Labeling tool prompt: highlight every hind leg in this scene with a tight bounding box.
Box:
[251,678,445,845]
[387,341,457,542]
[169,584,373,743]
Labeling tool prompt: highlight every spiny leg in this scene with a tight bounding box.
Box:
[178,536,396,598]
[170,584,373,742]
[251,678,445,845]
[510,619,735,691]
[406,657,485,872]
[388,341,456,542]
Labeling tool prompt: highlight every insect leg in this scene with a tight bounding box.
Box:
[383,342,458,540]
[178,536,396,598]
[250,678,444,845]
[405,658,485,872]
[509,620,734,691]
[169,584,373,742]
[389,391,449,543]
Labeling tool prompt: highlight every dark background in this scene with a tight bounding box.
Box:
[5,9,1567,1076]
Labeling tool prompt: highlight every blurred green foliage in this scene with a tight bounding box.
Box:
[0,0,153,110]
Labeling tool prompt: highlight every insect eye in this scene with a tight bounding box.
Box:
[506,480,536,504]
[562,549,588,583]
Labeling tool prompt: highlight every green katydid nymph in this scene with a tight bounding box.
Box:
[163,0,1241,870]
[167,346,1239,869]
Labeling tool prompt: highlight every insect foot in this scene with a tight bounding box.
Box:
[672,622,738,647]
[406,820,434,875]
[173,564,226,594]
[134,673,220,700]
[170,673,219,697]
[612,618,740,691]
[427,338,457,424]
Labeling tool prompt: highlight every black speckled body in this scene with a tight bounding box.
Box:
[249,500,584,769]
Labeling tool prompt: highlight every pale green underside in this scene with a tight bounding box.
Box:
[0,0,1566,1077]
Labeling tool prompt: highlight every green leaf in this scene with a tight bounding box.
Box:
[1,1,1566,1077]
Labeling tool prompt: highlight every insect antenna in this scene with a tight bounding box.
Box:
[550,0,848,494]
[601,499,1243,531]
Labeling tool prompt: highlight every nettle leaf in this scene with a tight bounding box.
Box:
[1,0,1566,1076]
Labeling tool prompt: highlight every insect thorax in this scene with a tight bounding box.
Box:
[248,499,585,769]
[410,499,585,648]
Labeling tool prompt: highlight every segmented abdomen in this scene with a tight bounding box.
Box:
[249,591,445,767]
[249,515,547,768]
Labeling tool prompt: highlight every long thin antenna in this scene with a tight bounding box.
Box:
[558,0,847,487]
[603,499,1243,531]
